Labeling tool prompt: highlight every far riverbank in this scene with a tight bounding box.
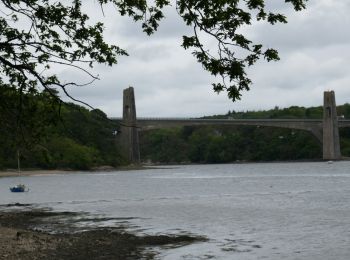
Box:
[0,165,151,178]
[2,158,349,178]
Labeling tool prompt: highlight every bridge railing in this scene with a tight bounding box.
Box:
[111,117,199,121]
[110,117,326,122]
[110,117,350,124]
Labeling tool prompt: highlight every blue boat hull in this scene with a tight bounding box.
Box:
[10,186,26,192]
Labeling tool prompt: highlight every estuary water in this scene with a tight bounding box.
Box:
[1,162,350,259]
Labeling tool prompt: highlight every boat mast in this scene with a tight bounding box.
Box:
[17,149,21,174]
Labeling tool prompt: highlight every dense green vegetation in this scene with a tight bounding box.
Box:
[205,104,350,120]
[2,88,350,169]
[0,88,122,170]
[140,126,322,164]
[140,105,350,164]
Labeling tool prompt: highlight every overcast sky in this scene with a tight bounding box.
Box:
[60,0,350,117]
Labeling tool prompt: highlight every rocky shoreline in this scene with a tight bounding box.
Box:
[0,206,206,260]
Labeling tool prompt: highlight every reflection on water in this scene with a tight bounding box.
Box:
[1,161,350,259]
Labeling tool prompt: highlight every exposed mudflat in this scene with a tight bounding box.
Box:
[0,205,206,260]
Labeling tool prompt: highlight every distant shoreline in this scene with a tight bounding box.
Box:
[0,165,159,178]
[1,159,348,178]
[0,169,69,178]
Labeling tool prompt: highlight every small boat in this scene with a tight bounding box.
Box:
[10,184,28,192]
[9,150,29,193]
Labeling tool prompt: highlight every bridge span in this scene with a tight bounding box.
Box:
[114,87,347,163]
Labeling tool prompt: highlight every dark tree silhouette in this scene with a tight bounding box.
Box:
[0,0,307,103]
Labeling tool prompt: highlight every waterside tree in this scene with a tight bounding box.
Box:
[0,0,308,104]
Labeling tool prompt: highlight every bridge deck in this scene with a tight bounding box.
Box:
[111,118,350,128]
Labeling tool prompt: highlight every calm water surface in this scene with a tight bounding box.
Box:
[1,162,350,259]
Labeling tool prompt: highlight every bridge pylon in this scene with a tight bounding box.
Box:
[323,91,341,160]
[114,88,344,163]
[117,86,140,164]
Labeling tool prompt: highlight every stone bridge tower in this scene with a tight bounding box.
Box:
[323,91,341,160]
[116,88,343,163]
[117,87,140,164]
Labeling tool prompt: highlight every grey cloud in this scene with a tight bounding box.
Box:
[247,1,350,52]
[60,1,350,117]
[115,6,191,40]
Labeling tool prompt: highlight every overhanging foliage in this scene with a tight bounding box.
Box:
[0,0,308,102]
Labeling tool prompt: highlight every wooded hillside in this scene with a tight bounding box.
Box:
[1,88,349,169]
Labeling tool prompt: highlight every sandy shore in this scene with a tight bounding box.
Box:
[0,165,154,178]
[0,170,70,178]
[0,207,206,260]
[0,165,167,178]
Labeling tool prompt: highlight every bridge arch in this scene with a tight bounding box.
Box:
[115,88,347,163]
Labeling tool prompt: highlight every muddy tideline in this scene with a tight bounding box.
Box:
[0,205,206,260]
